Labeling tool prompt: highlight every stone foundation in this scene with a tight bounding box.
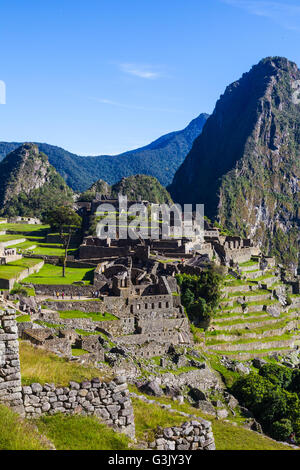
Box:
[22,377,135,439]
[0,307,135,439]
[0,308,25,416]
[148,420,215,450]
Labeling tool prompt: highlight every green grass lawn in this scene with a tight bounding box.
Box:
[35,414,130,450]
[16,314,31,323]
[131,394,291,450]
[6,240,37,250]
[32,244,77,256]
[58,310,118,322]
[0,223,50,233]
[71,347,90,356]
[0,258,43,280]
[0,404,50,450]
[22,263,95,285]
[75,329,102,336]
[19,340,111,386]
[0,234,26,243]
[6,240,78,256]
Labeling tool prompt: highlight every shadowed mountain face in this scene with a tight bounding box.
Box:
[0,113,208,192]
[0,143,73,218]
[169,57,300,268]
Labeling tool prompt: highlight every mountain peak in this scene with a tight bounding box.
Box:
[169,57,300,268]
[0,144,73,217]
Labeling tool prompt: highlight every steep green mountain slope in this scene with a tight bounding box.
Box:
[79,174,173,204]
[0,143,73,218]
[0,114,208,191]
[111,174,173,204]
[169,57,300,269]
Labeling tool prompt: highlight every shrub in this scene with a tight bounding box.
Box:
[10,285,30,296]
[270,419,293,442]
[259,364,293,389]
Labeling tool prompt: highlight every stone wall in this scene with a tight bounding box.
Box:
[148,420,215,450]
[43,300,106,313]
[0,307,135,439]
[33,284,96,296]
[35,310,129,336]
[22,376,135,439]
[208,338,295,351]
[0,308,25,416]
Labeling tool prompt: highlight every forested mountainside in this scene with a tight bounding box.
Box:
[0,113,208,192]
[0,143,73,218]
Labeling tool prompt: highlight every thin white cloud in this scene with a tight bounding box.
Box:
[119,63,163,79]
[90,97,182,113]
[222,0,300,31]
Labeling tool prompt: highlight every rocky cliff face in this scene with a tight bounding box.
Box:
[0,143,73,217]
[169,57,300,269]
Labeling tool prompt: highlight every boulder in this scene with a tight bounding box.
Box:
[188,387,207,402]
[234,362,250,375]
[195,400,216,415]
[252,358,267,369]
[140,380,163,397]
[216,408,229,419]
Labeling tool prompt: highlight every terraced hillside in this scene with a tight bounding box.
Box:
[205,258,300,360]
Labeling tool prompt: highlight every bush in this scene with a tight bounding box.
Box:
[176,266,225,326]
[10,285,30,296]
[289,369,300,394]
[259,364,293,389]
[270,419,293,442]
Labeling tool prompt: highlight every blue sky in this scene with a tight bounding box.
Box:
[1,0,300,155]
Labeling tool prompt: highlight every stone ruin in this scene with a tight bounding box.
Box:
[0,244,22,265]
[78,194,260,267]
[148,420,215,451]
[0,306,135,439]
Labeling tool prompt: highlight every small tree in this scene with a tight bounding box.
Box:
[46,206,82,277]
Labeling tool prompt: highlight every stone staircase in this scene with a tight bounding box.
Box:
[205,259,300,360]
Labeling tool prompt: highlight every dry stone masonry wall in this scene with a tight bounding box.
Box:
[0,308,25,416]
[148,420,215,450]
[22,376,135,439]
[0,307,135,439]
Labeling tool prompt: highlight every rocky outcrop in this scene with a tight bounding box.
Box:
[169,57,300,270]
[0,143,73,217]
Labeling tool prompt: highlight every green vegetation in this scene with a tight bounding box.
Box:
[0,404,50,450]
[110,174,173,204]
[10,283,35,297]
[19,341,110,386]
[16,315,31,323]
[0,115,208,191]
[0,258,43,280]
[131,390,290,450]
[0,144,74,219]
[46,206,82,277]
[71,348,89,356]
[58,310,118,321]
[231,363,300,443]
[169,57,300,269]
[35,414,130,450]
[22,263,95,285]
[176,265,225,325]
